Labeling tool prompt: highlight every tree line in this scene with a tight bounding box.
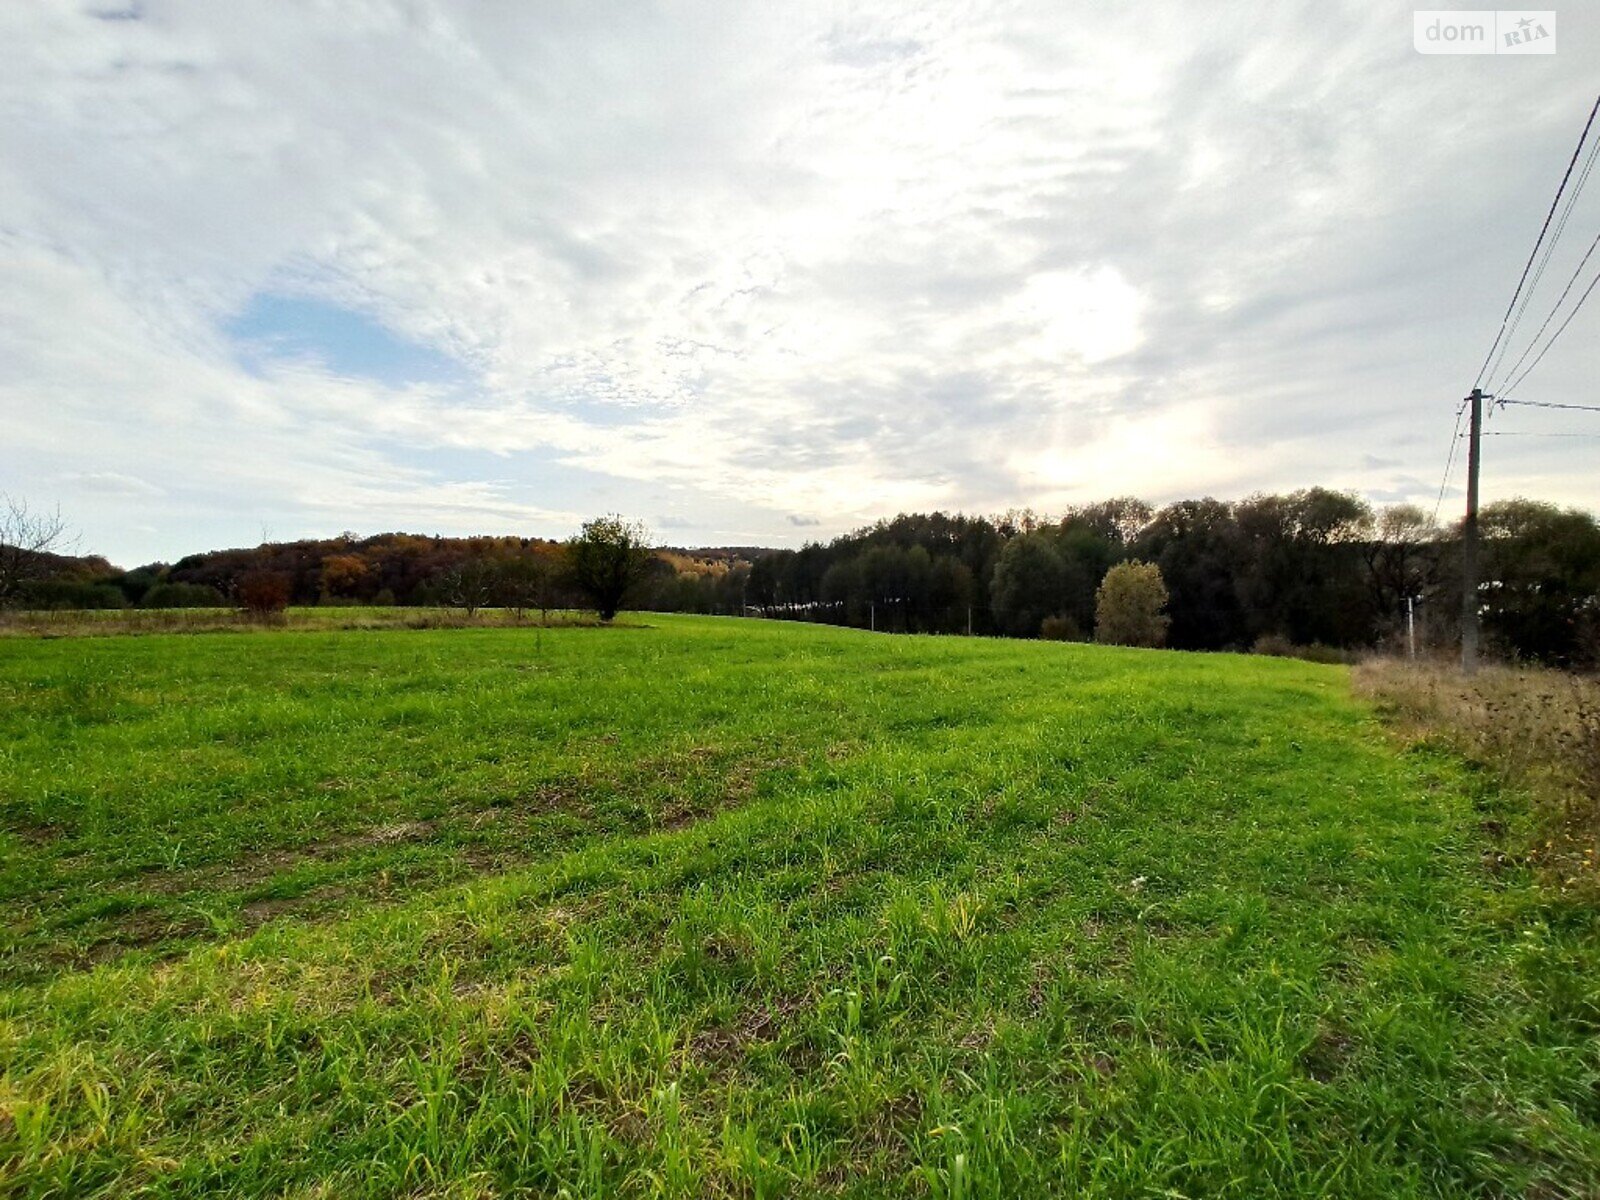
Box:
[741,492,1600,667]
[4,515,740,624]
[5,489,1597,666]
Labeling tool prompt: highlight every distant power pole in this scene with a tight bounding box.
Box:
[1460,387,1484,675]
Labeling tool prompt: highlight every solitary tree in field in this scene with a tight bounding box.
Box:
[1094,560,1169,647]
[565,516,653,622]
[443,557,498,617]
[0,495,73,607]
[234,570,292,620]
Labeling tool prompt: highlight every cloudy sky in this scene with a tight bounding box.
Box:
[2,2,1596,566]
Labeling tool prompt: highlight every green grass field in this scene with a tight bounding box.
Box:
[1,615,1596,1197]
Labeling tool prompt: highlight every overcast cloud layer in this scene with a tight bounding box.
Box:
[2,1,1596,565]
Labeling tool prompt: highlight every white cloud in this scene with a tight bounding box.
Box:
[0,0,1596,565]
[62,472,165,498]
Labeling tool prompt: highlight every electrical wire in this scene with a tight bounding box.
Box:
[1473,91,1600,390]
[1431,398,1470,525]
[1484,133,1600,390]
[1467,430,1600,438]
[1488,230,1600,393]
[1498,262,1600,397]
[1496,397,1600,413]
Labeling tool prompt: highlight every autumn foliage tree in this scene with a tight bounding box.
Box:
[1094,560,1170,648]
[235,570,291,620]
[564,516,653,622]
[319,553,370,600]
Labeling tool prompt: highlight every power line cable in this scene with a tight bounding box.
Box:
[1431,398,1470,525]
[1496,397,1600,413]
[1499,261,1600,397]
[1467,430,1600,438]
[1489,229,1600,392]
[1473,90,1600,390]
[1484,133,1600,389]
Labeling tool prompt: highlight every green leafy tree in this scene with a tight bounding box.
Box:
[1234,488,1373,645]
[1066,497,1152,545]
[1361,504,1440,639]
[497,551,562,623]
[990,533,1066,637]
[1095,560,1170,647]
[1133,499,1250,649]
[141,581,225,609]
[1054,521,1121,632]
[821,556,865,625]
[928,555,974,630]
[565,516,653,622]
[1477,499,1600,666]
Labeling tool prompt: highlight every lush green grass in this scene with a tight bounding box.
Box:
[1,615,1596,1197]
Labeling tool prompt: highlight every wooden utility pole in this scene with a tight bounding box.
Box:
[1460,387,1484,675]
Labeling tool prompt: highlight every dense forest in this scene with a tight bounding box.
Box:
[9,489,1599,666]
[744,492,1600,666]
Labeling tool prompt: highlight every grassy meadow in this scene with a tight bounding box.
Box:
[1,615,1597,1196]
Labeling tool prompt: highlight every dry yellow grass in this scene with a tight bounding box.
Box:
[1354,658,1600,898]
[0,606,613,639]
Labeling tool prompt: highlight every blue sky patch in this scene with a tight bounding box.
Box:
[225,293,467,387]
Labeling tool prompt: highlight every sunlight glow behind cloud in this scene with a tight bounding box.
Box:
[0,1,1595,565]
